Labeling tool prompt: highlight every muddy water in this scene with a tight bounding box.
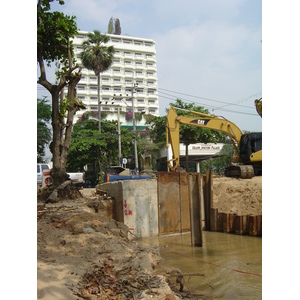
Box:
[140,232,262,299]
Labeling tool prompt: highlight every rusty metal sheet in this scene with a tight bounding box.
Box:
[179,172,190,232]
[157,172,181,234]
[189,173,203,246]
[157,172,203,243]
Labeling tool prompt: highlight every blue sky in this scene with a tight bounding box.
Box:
[38,0,262,132]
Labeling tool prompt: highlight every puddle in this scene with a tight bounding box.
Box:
[139,231,262,299]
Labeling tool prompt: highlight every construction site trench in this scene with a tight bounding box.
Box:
[37,175,262,299]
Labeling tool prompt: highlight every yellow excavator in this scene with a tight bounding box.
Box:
[166,100,262,179]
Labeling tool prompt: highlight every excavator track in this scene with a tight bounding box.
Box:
[225,165,254,179]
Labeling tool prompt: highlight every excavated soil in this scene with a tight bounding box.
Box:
[212,176,262,216]
[37,189,179,300]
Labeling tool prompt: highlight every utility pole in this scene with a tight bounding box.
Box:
[97,72,101,133]
[112,94,130,167]
[117,105,122,166]
[131,73,139,173]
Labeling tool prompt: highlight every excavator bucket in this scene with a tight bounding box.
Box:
[225,165,254,179]
[255,99,262,117]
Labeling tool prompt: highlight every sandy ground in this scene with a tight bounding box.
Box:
[212,176,262,216]
[37,176,262,299]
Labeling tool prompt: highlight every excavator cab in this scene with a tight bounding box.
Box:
[240,133,262,163]
[238,132,262,176]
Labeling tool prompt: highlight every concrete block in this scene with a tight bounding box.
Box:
[98,179,158,238]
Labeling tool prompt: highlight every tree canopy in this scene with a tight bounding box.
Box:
[80,30,115,133]
[37,0,77,69]
[67,113,135,184]
[81,30,115,75]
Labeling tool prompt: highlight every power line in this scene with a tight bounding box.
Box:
[158,87,260,109]
[157,90,260,116]
[210,94,261,112]
[158,87,254,106]
[130,83,261,117]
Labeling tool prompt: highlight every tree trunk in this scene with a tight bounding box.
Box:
[51,88,66,187]
[97,72,103,179]
[49,71,83,188]
[59,71,82,177]
[38,38,83,188]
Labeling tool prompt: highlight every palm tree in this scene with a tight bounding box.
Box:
[81,30,115,133]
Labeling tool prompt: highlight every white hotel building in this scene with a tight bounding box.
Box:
[69,31,159,128]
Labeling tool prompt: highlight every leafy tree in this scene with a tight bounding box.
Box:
[37,0,85,187]
[37,97,52,162]
[81,30,115,133]
[138,127,163,172]
[197,144,234,174]
[208,144,234,173]
[67,113,134,184]
[145,115,167,146]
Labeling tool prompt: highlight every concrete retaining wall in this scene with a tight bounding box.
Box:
[98,179,158,238]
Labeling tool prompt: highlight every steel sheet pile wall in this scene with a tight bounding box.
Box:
[203,170,262,237]
[210,209,262,236]
[157,172,190,234]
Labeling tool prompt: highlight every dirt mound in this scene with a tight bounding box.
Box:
[37,182,83,203]
[212,176,262,216]
[37,190,179,299]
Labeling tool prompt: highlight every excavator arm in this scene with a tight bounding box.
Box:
[166,106,243,171]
